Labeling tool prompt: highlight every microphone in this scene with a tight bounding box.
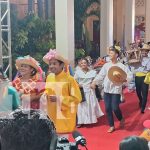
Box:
[72,130,86,146]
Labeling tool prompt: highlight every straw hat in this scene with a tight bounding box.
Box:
[43,49,68,65]
[128,59,141,64]
[16,55,40,71]
[140,120,150,141]
[141,44,150,51]
[108,66,127,85]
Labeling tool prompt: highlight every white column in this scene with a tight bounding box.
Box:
[0,3,3,66]
[113,0,117,41]
[100,0,113,57]
[145,0,150,42]
[55,0,74,66]
[116,0,124,43]
[124,0,135,47]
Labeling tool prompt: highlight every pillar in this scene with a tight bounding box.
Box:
[116,0,124,43]
[145,0,150,42]
[100,0,113,57]
[124,0,135,47]
[55,0,74,66]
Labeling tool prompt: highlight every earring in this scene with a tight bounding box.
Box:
[31,70,36,75]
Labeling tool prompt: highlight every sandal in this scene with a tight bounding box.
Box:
[107,127,115,133]
[76,124,82,128]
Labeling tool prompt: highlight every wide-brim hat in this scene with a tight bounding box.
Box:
[108,66,127,85]
[139,120,150,141]
[140,129,150,141]
[128,59,141,64]
[16,55,40,71]
[43,49,68,65]
[140,44,150,51]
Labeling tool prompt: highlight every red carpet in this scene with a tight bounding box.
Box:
[70,91,150,150]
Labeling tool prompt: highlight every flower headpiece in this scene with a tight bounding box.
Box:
[43,49,57,60]
[43,49,68,64]
[115,46,121,52]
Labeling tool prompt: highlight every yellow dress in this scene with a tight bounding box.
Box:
[45,71,81,133]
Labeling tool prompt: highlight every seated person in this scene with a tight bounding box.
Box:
[0,67,20,116]
[0,109,57,150]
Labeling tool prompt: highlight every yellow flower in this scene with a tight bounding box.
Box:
[115,46,121,52]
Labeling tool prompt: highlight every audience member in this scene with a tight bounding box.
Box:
[0,109,56,150]
[119,136,149,150]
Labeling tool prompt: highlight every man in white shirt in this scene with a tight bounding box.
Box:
[91,46,133,133]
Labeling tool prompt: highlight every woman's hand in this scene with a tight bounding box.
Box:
[79,84,83,88]
[18,89,24,96]
[20,94,31,109]
[20,94,30,101]
[90,82,96,89]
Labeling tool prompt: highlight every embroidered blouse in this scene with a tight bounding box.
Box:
[12,76,45,109]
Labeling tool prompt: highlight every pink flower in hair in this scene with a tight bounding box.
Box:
[44,49,57,60]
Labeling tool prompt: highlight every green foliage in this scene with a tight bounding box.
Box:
[75,48,86,60]
[11,12,56,76]
[10,1,100,77]
[15,30,28,49]
[74,0,100,57]
[74,0,100,41]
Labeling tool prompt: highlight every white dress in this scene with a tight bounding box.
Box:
[74,69,104,124]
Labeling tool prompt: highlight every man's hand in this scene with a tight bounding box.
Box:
[114,74,127,83]
[47,95,57,102]
[122,79,127,83]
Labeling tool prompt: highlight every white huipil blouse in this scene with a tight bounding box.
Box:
[74,69,104,124]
